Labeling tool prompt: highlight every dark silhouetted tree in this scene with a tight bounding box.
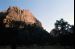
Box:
[50,18,74,46]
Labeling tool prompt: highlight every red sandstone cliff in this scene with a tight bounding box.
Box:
[0,6,42,28]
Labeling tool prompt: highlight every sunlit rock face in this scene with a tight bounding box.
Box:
[0,6,42,28]
[0,6,50,46]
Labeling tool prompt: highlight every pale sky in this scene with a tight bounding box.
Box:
[0,0,74,32]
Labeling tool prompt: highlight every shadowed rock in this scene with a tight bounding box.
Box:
[0,6,50,49]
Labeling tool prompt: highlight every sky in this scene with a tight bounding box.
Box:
[0,0,74,32]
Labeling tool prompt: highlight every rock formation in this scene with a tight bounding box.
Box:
[0,6,50,48]
[0,6,42,28]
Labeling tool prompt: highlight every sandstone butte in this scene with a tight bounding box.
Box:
[0,6,42,28]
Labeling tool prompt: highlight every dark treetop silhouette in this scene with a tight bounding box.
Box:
[50,19,74,47]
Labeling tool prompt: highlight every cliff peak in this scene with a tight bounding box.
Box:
[0,6,42,28]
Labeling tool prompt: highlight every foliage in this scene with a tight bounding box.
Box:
[50,18,74,46]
